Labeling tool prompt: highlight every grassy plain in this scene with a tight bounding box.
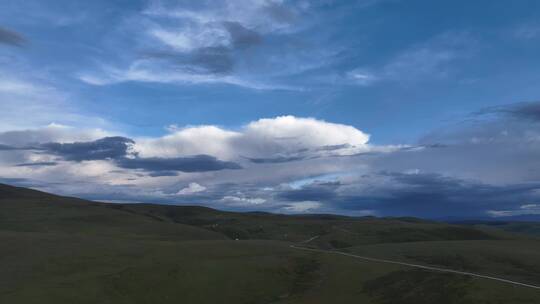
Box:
[1,183,539,303]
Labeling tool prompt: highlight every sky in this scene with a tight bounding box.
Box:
[2,0,540,218]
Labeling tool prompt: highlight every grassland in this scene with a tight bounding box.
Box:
[1,183,539,303]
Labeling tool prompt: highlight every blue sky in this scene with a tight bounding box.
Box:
[2,0,540,218]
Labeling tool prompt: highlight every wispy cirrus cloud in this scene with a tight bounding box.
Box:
[477,101,540,121]
[76,0,344,90]
[0,70,111,131]
[346,32,477,86]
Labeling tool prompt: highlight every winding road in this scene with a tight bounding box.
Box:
[290,236,540,290]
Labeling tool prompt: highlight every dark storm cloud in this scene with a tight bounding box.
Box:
[0,177,30,185]
[0,177,53,189]
[15,162,58,167]
[271,167,540,218]
[223,22,262,48]
[337,101,540,218]
[0,144,17,150]
[244,144,378,164]
[34,136,241,173]
[148,171,179,177]
[246,155,305,164]
[41,137,134,161]
[0,26,26,47]
[316,144,352,151]
[116,154,242,173]
[0,144,36,151]
[335,172,540,218]
[278,183,339,202]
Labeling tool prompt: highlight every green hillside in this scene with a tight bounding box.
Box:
[472,221,540,237]
[1,183,539,303]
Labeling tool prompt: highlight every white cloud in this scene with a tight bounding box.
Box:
[149,26,229,53]
[282,201,322,213]
[177,182,207,195]
[347,69,378,86]
[142,0,298,53]
[132,115,371,160]
[220,195,267,206]
[133,125,240,159]
[487,205,540,217]
[243,115,369,154]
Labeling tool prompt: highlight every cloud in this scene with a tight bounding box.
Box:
[0,124,110,146]
[15,162,58,167]
[0,177,36,187]
[143,46,235,75]
[177,182,206,195]
[116,154,242,173]
[78,0,282,88]
[355,101,540,186]
[76,0,333,90]
[41,136,134,161]
[488,203,540,217]
[77,59,296,90]
[132,116,371,161]
[148,171,179,177]
[348,32,476,86]
[182,46,234,74]
[245,155,306,164]
[0,116,374,196]
[243,116,369,153]
[144,0,298,34]
[296,171,540,218]
[278,182,338,202]
[220,195,266,206]
[478,101,540,121]
[0,144,19,151]
[0,116,376,214]
[3,104,539,218]
[133,125,240,159]
[0,26,26,47]
[346,69,378,86]
[282,201,322,213]
[0,74,109,131]
[26,134,242,173]
[222,21,262,48]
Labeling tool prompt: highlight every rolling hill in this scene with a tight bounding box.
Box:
[1,183,539,303]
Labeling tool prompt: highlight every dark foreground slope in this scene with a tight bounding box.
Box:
[1,183,539,303]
